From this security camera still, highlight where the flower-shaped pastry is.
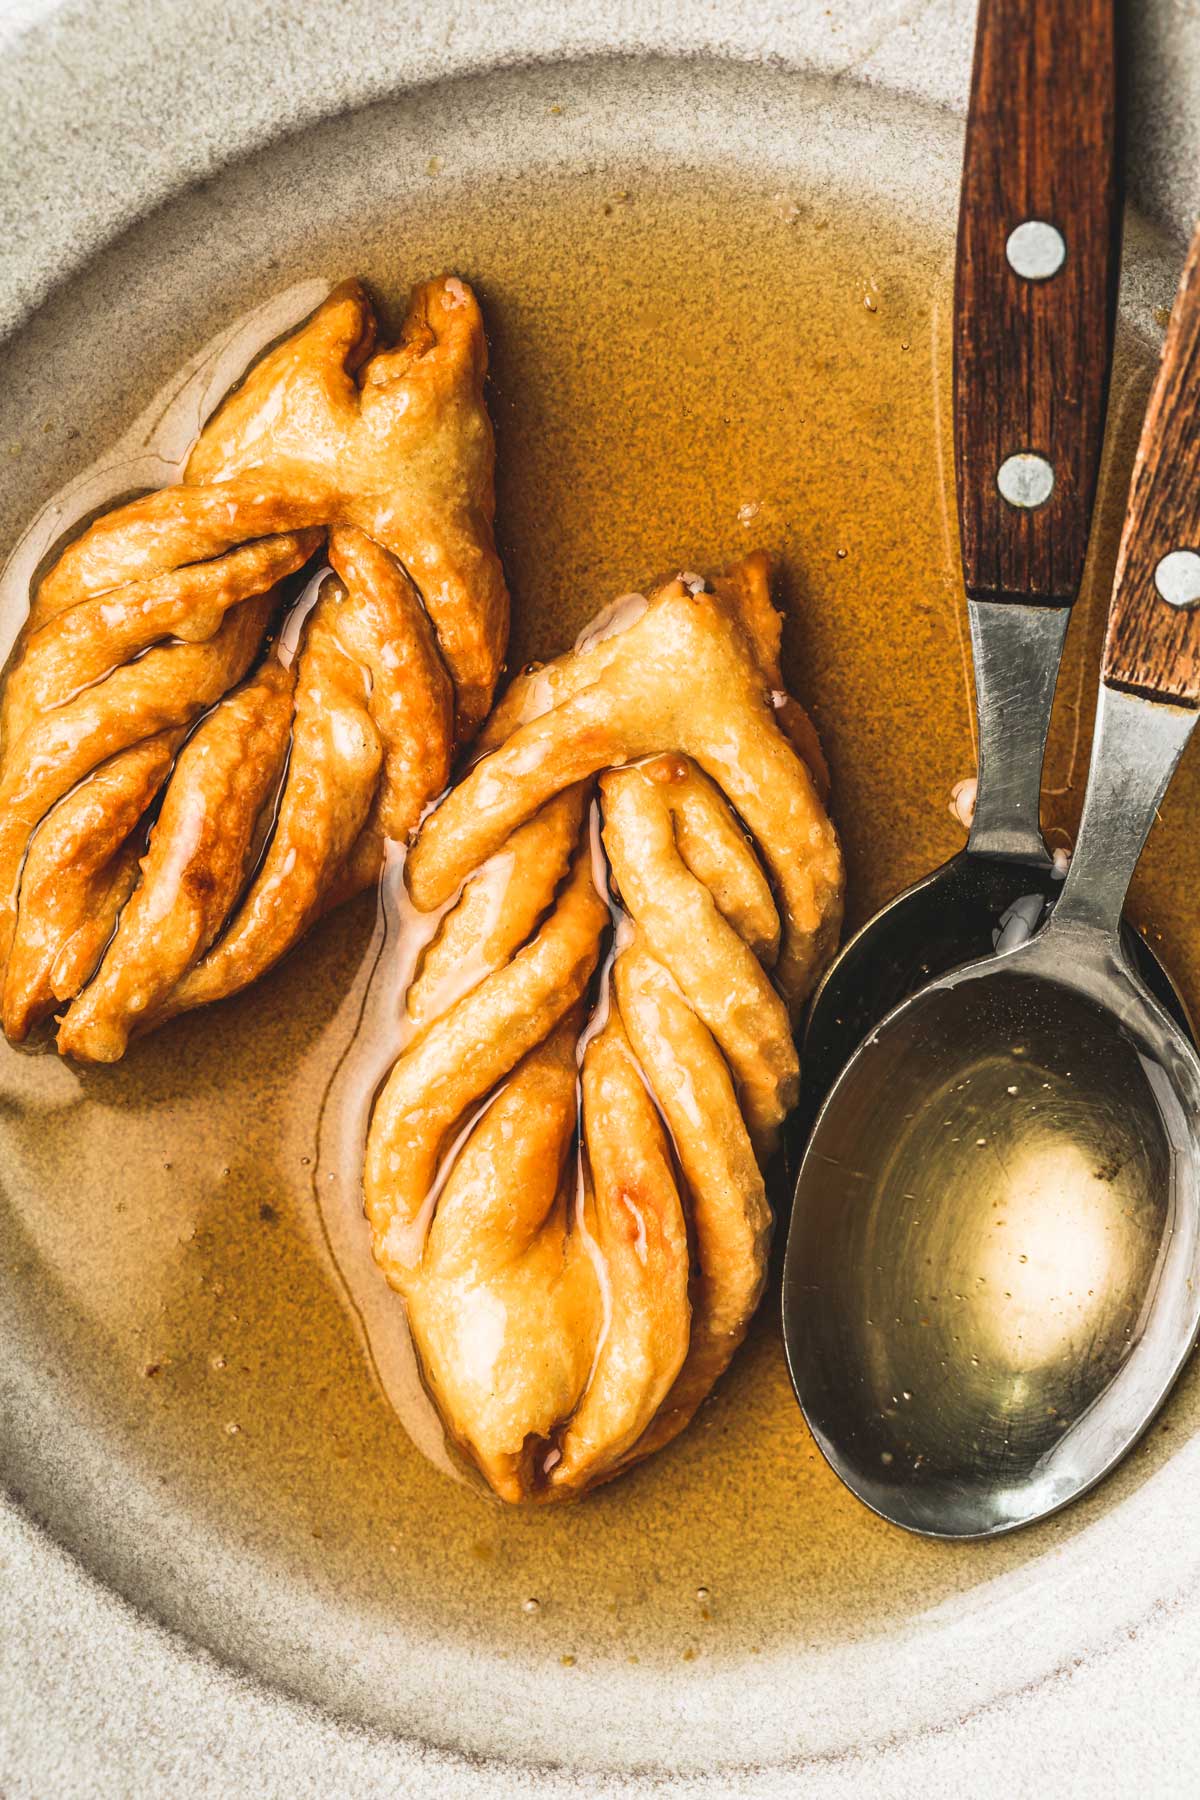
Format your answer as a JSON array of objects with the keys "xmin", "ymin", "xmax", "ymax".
[
  {"xmin": 0, "ymin": 276, "xmax": 508, "ymax": 1058},
  {"xmin": 364, "ymin": 554, "xmax": 844, "ymax": 1501}
]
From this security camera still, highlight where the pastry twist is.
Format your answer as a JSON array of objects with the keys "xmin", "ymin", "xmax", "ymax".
[
  {"xmin": 0, "ymin": 276, "xmax": 508, "ymax": 1058},
  {"xmin": 364, "ymin": 555, "xmax": 844, "ymax": 1501}
]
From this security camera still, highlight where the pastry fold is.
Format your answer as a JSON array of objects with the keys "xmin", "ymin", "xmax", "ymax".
[
  {"xmin": 0, "ymin": 276, "xmax": 505, "ymax": 1056},
  {"xmin": 364, "ymin": 555, "xmax": 844, "ymax": 1502}
]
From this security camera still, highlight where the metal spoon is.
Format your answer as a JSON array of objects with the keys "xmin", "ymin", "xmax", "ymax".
[
  {"xmin": 782, "ymin": 224, "xmax": 1200, "ymax": 1539},
  {"xmin": 800, "ymin": 0, "xmax": 1189, "ymax": 1129}
]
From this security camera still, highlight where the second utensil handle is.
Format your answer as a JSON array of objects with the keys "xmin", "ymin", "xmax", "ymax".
[
  {"xmin": 954, "ymin": 0, "xmax": 1119, "ymax": 606},
  {"xmin": 1104, "ymin": 227, "xmax": 1200, "ymax": 705},
  {"xmin": 1050, "ymin": 224, "xmax": 1200, "ymax": 944}
]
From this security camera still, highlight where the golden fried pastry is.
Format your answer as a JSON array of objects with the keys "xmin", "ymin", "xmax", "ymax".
[
  {"xmin": 0, "ymin": 590, "xmax": 277, "ymax": 985},
  {"xmin": 411, "ymin": 559, "xmax": 841, "ymax": 1014},
  {"xmin": 56, "ymin": 662, "xmax": 299, "ymax": 1063},
  {"xmin": 0, "ymin": 275, "xmax": 505, "ymax": 1057},
  {"xmin": 364, "ymin": 557, "xmax": 844, "ymax": 1502},
  {"xmin": 186, "ymin": 277, "xmax": 506, "ymax": 742},
  {"xmin": 3, "ymin": 730, "xmax": 185, "ymax": 1039}
]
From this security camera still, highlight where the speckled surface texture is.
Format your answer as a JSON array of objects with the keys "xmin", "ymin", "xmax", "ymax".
[
  {"xmin": 1, "ymin": 0, "xmax": 1198, "ymax": 345},
  {"xmin": 3, "ymin": 3, "xmax": 1200, "ymax": 1796}
]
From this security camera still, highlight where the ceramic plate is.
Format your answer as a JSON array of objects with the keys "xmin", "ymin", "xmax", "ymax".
[{"xmin": 2, "ymin": 5, "xmax": 1200, "ymax": 1795}]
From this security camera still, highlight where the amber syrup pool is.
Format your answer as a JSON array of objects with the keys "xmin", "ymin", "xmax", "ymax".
[{"xmin": 1, "ymin": 144, "xmax": 1196, "ymax": 1730}]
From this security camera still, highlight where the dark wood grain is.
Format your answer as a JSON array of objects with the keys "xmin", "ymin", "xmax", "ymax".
[
  {"xmin": 1104, "ymin": 226, "xmax": 1200, "ymax": 706},
  {"xmin": 954, "ymin": 0, "xmax": 1119, "ymax": 605}
]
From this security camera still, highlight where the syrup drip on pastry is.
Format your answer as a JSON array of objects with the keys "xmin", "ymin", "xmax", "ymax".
[
  {"xmin": 571, "ymin": 799, "xmax": 624, "ymax": 1387},
  {"xmin": 276, "ymin": 565, "xmax": 332, "ymax": 669},
  {"xmin": 573, "ymin": 592, "xmax": 649, "ymax": 655}
]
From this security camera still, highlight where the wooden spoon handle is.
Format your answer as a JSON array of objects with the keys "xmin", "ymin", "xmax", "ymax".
[
  {"xmin": 954, "ymin": 0, "xmax": 1119, "ymax": 605},
  {"xmin": 1103, "ymin": 226, "xmax": 1200, "ymax": 705}
]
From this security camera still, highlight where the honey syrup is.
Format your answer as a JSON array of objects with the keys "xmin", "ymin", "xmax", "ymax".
[{"xmin": 1, "ymin": 144, "xmax": 1196, "ymax": 1744}]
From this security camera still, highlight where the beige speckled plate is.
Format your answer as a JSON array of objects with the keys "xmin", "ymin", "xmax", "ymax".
[{"xmin": 3, "ymin": 5, "xmax": 1200, "ymax": 1796}]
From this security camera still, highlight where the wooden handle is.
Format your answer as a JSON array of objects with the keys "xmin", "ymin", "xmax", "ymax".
[
  {"xmin": 954, "ymin": 0, "xmax": 1119, "ymax": 605},
  {"xmin": 1103, "ymin": 227, "xmax": 1200, "ymax": 706}
]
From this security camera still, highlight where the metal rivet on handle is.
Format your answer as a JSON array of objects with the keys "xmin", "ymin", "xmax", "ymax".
[
  {"xmin": 1006, "ymin": 220, "xmax": 1067, "ymax": 281},
  {"xmin": 1154, "ymin": 549, "xmax": 1200, "ymax": 610},
  {"xmin": 997, "ymin": 453, "xmax": 1055, "ymax": 510}
]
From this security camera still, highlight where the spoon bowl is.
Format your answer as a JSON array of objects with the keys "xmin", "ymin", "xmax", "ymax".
[{"xmin": 785, "ymin": 884, "xmax": 1200, "ymax": 1538}]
